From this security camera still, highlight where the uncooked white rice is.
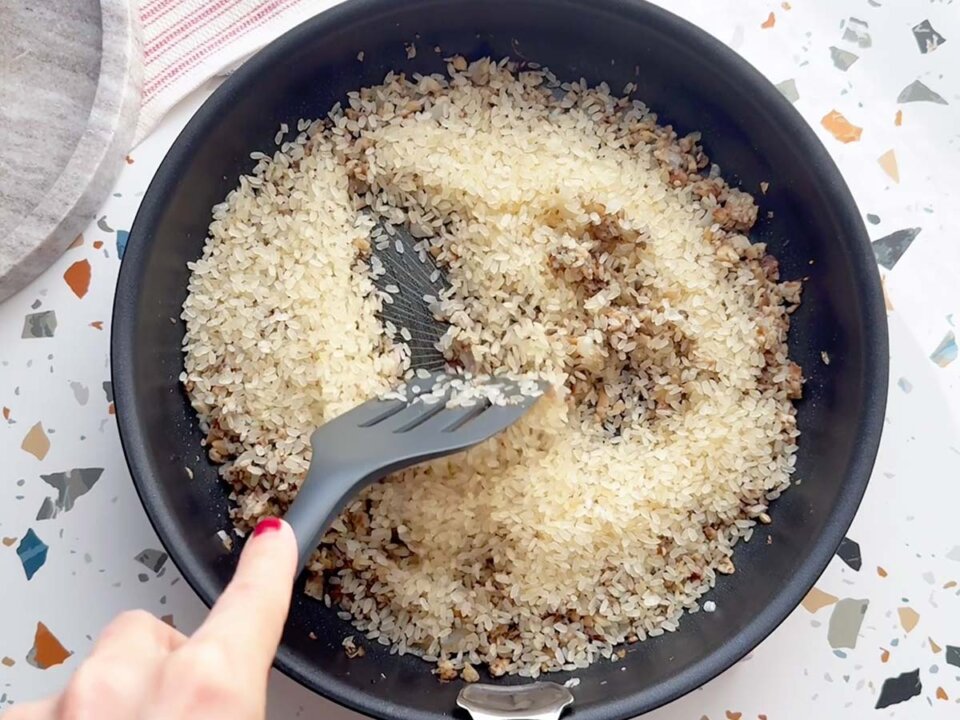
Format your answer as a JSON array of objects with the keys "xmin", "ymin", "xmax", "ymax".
[{"xmin": 181, "ymin": 57, "xmax": 802, "ymax": 680}]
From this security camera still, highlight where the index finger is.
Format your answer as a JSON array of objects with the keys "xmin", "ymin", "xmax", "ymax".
[{"xmin": 191, "ymin": 518, "xmax": 298, "ymax": 677}]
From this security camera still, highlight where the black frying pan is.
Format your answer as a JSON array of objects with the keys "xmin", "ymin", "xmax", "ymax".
[{"xmin": 111, "ymin": 1, "xmax": 888, "ymax": 718}]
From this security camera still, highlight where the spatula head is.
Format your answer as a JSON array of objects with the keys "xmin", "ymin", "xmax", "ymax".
[
  {"xmin": 368, "ymin": 218, "xmax": 449, "ymax": 371},
  {"xmin": 288, "ymin": 219, "xmax": 550, "ymax": 567},
  {"xmin": 362, "ymin": 222, "xmax": 550, "ymax": 467},
  {"xmin": 311, "ymin": 372, "xmax": 549, "ymax": 477}
]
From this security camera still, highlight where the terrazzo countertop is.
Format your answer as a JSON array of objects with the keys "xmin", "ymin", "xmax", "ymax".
[{"xmin": 2, "ymin": 1, "xmax": 959, "ymax": 717}]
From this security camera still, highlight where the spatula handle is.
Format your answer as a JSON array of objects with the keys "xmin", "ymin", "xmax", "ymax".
[{"xmin": 283, "ymin": 456, "xmax": 361, "ymax": 571}]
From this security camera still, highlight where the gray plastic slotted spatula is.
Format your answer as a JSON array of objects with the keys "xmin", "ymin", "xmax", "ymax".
[
  {"xmin": 283, "ymin": 219, "xmax": 547, "ymax": 569},
  {"xmin": 284, "ymin": 373, "xmax": 548, "ymax": 569}
]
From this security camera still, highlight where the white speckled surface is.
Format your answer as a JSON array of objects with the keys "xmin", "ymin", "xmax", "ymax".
[
  {"xmin": 1, "ymin": 1, "xmax": 958, "ymax": 717},
  {"xmin": 0, "ymin": 0, "xmax": 141, "ymax": 302}
]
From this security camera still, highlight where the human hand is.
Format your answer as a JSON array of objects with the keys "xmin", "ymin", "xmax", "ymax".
[{"xmin": 6, "ymin": 518, "xmax": 297, "ymax": 720}]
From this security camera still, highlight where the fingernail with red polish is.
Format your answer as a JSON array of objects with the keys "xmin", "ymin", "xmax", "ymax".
[{"xmin": 253, "ymin": 517, "xmax": 283, "ymax": 537}]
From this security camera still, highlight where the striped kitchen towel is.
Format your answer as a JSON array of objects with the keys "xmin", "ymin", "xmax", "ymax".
[{"xmin": 135, "ymin": 0, "xmax": 343, "ymax": 145}]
